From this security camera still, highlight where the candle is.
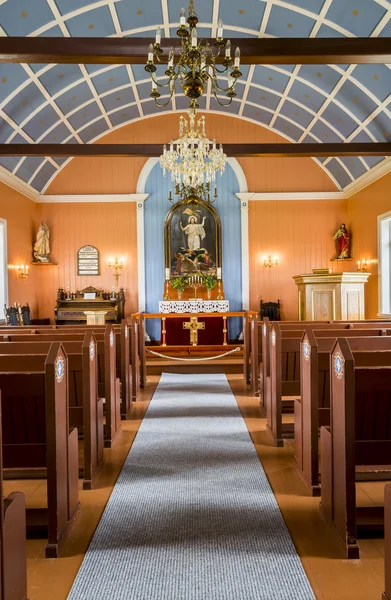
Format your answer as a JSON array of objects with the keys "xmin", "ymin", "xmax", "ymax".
[
  {"xmin": 234, "ymin": 47, "xmax": 240, "ymax": 68},
  {"xmin": 357, "ymin": 260, "xmax": 361, "ymax": 270},
  {"xmin": 191, "ymin": 27, "xmax": 197, "ymax": 47},
  {"xmin": 155, "ymin": 25, "xmax": 161, "ymax": 45},
  {"xmin": 180, "ymin": 7, "xmax": 186, "ymax": 26},
  {"xmin": 168, "ymin": 48, "xmax": 174, "ymax": 68},
  {"xmin": 148, "ymin": 43, "xmax": 154, "ymax": 62},
  {"xmin": 217, "ymin": 18, "xmax": 223, "ymax": 39},
  {"xmin": 225, "ymin": 40, "xmax": 231, "ymax": 58},
  {"xmin": 217, "ymin": 267, "xmax": 222, "ymax": 280},
  {"xmin": 165, "ymin": 268, "xmax": 170, "ymax": 280}
]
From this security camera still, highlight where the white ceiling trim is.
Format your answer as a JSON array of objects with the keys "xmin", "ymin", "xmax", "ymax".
[
  {"xmin": 236, "ymin": 192, "xmax": 344, "ymax": 201},
  {"xmin": 38, "ymin": 193, "xmax": 149, "ymax": 204}
]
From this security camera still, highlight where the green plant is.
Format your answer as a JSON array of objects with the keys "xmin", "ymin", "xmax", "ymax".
[
  {"xmin": 170, "ymin": 275, "xmax": 188, "ymax": 292},
  {"xmin": 202, "ymin": 274, "xmax": 217, "ymax": 290}
]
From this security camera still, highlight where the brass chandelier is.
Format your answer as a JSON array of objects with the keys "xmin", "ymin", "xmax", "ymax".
[{"xmin": 145, "ymin": 1, "xmax": 242, "ymax": 110}]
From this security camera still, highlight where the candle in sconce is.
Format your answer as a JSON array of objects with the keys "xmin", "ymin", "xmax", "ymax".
[
  {"xmin": 165, "ymin": 268, "xmax": 170, "ymax": 281},
  {"xmin": 357, "ymin": 260, "xmax": 361, "ymax": 270},
  {"xmin": 217, "ymin": 268, "xmax": 222, "ymax": 280}
]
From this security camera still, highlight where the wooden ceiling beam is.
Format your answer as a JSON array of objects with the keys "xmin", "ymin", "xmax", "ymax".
[
  {"xmin": 0, "ymin": 37, "xmax": 391, "ymax": 64},
  {"xmin": 1, "ymin": 143, "xmax": 391, "ymax": 158}
]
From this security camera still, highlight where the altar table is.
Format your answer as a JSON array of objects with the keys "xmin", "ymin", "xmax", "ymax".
[{"xmin": 159, "ymin": 300, "xmax": 230, "ymax": 314}]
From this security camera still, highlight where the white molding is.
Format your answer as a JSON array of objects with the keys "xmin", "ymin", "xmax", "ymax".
[
  {"xmin": 377, "ymin": 209, "xmax": 391, "ymax": 317},
  {"xmin": 38, "ymin": 193, "xmax": 148, "ymax": 204},
  {"xmin": 136, "ymin": 158, "xmax": 159, "ymax": 193},
  {"xmin": 236, "ymin": 191, "xmax": 344, "ymax": 201},
  {"xmin": 226, "ymin": 158, "xmax": 248, "ymax": 193},
  {"xmin": 0, "ymin": 167, "xmax": 39, "ymax": 202},
  {"xmin": 136, "ymin": 197, "xmax": 148, "ymax": 312},
  {"xmin": 343, "ymin": 158, "xmax": 391, "ymax": 198},
  {"xmin": 0, "ymin": 218, "xmax": 8, "ymax": 311}
]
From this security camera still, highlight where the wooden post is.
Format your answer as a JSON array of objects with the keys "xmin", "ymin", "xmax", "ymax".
[
  {"xmin": 243, "ymin": 312, "xmax": 250, "ymax": 384},
  {"xmin": 162, "ymin": 317, "xmax": 167, "ymax": 347}
]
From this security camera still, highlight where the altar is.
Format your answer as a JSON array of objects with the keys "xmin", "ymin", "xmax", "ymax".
[{"xmin": 158, "ymin": 300, "xmax": 230, "ymax": 346}]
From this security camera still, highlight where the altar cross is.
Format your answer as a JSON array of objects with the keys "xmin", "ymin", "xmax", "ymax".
[{"xmin": 183, "ymin": 316, "xmax": 205, "ymax": 346}]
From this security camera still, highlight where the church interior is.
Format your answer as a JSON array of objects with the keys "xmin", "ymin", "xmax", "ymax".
[{"xmin": 1, "ymin": 1, "xmax": 391, "ymax": 599}]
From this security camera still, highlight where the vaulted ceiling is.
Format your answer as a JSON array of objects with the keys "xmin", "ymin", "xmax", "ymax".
[{"xmin": 0, "ymin": 0, "xmax": 391, "ymax": 195}]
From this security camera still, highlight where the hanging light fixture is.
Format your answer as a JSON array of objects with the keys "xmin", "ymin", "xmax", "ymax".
[
  {"xmin": 145, "ymin": 1, "xmax": 242, "ymax": 110},
  {"xmin": 160, "ymin": 111, "xmax": 227, "ymax": 188}
]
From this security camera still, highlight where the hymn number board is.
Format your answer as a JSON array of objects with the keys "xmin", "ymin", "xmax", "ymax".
[{"xmin": 77, "ymin": 245, "xmax": 100, "ymax": 276}]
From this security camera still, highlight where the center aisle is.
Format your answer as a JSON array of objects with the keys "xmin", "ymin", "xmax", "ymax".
[{"xmin": 67, "ymin": 373, "xmax": 315, "ymax": 600}]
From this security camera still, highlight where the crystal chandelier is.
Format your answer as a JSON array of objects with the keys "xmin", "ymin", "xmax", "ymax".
[
  {"xmin": 160, "ymin": 111, "xmax": 227, "ymax": 188},
  {"xmin": 145, "ymin": 1, "xmax": 242, "ymax": 110}
]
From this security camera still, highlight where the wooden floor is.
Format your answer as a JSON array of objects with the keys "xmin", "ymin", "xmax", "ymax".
[{"xmin": 4, "ymin": 374, "xmax": 385, "ymax": 600}]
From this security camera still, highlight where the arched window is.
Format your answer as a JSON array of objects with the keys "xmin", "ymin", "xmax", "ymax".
[
  {"xmin": 0, "ymin": 219, "xmax": 7, "ymax": 323},
  {"xmin": 378, "ymin": 210, "xmax": 391, "ymax": 317}
]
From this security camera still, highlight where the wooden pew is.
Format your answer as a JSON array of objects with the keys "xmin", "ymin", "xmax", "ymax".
[
  {"xmin": 268, "ymin": 324, "xmax": 390, "ymax": 447},
  {"xmin": 296, "ymin": 331, "xmax": 391, "ymax": 495},
  {"xmin": 0, "ymin": 332, "xmax": 104, "ymax": 490},
  {"xmin": 0, "ymin": 395, "xmax": 27, "ymax": 600},
  {"xmin": 0, "ymin": 343, "xmax": 79, "ymax": 557},
  {"xmin": 385, "ymin": 484, "xmax": 391, "ymax": 600},
  {"xmin": 320, "ymin": 338, "xmax": 391, "ymax": 558}
]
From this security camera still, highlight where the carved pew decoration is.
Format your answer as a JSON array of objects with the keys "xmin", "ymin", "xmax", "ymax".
[
  {"xmin": 385, "ymin": 484, "xmax": 391, "ymax": 600},
  {"xmin": 320, "ymin": 339, "xmax": 391, "ymax": 558},
  {"xmin": 0, "ymin": 343, "xmax": 80, "ymax": 558},
  {"xmin": 0, "ymin": 394, "xmax": 27, "ymax": 600}
]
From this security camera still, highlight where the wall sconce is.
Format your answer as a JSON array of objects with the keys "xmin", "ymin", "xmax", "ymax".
[
  {"xmin": 357, "ymin": 259, "xmax": 371, "ymax": 272},
  {"xmin": 263, "ymin": 255, "xmax": 279, "ymax": 268},
  {"xmin": 15, "ymin": 264, "xmax": 29, "ymax": 278},
  {"xmin": 108, "ymin": 257, "xmax": 124, "ymax": 285}
]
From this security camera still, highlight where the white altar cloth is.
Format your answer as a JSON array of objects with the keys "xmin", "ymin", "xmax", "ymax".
[{"xmin": 159, "ymin": 300, "xmax": 230, "ymax": 314}]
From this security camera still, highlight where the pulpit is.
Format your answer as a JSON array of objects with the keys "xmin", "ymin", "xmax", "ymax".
[{"xmin": 293, "ymin": 271, "xmax": 370, "ymax": 321}]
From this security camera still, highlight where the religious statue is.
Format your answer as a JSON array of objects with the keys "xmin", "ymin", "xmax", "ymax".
[
  {"xmin": 33, "ymin": 221, "xmax": 50, "ymax": 263},
  {"xmin": 180, "ymin": 214, "xmax": 206, "ymax": 251},
  {"xmin": 333, "ymin": 223, "xmax": 350, "ymax": 259}
]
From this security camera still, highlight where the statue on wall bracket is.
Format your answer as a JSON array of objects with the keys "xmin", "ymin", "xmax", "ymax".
[
  {"xmin": 164, "ymin": 194, "xmax": 222, "ymax": 278},
  {"xmin": 33, "ymin": 221, "xmax": 51, "ymax": 263},
  {"xmin": 333, "ymin": 223, "xmax": 351, "ymax": 260}
]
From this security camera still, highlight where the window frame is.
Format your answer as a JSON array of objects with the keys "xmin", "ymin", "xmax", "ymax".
[
  {"xmin": 378, "ymin": 209, "xmax": 391, "ymax": 318},
  {"xmin": 0, "ymin": 218, "xmax": 8, "ymax": 324}
]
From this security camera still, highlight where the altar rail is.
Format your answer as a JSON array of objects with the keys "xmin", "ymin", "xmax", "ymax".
[{"xmin": 132, "ymin": 312, "xmax": 257, "ymax": 385}]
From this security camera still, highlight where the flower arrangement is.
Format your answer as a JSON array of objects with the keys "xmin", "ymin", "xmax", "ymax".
[
  {"xmin": 202, "ymin": 274, "xmax": 217, "ymax": 290},
  {"xmin": 170, "ymin": 275, "xmax": 188, "ymax": 292}
]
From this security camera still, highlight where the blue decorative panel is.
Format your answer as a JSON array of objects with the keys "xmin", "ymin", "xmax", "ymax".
[
  {"xmin": 219, "ymin": 1, "xmax": 266, "ymax": 32},
  {"xmin": 298, "ymin": 65, "xmax": 342, "ymax": 94},
  {"xmin": 273, "ymin": 116, "xmax": 304, "ymax": 142},
  {"xmin": 266, "ymin": 5, "xmax": 316, "ymax": 38},
  {"xmin": 279, "ymin": 99, "xmax": 314, "ymax": 129},
  {"xmin": 55, "ymin": 82, "xmax": 94, "ymax": 115},
  {"xmin": 101, "ymin": 87, "xmax": 136, "ymax": 113},
  {"xmin": 144, "ymin": 162, "xmax": 242, "ymax": 341},
  {"xmin": 92, "ymin": 66, "xmax": 130, "ymax": 96},
  {"xmin": 15, "ymin": 157, "xmax": 46, "ymax": 184},
  {"xmin": 109, "ymin": 104, "xmax": 140, "ymax": 128},
  {"xmin": 325, "ymin": 0, "xmax": 387, "ymax": 36},
  {"xmin": 242, "ymin": 104, "xmax": 273, "ymax": 126},
  {"xmin": 78, "ymin": 118, "xmax": 109, "ymax": 143},
  {"xmin": 338, "ymin": 157, "xmax": 367, "ymax": 180},
  {"xmin": 22, "ymin": 104, "xmax": 59, "ymax": 141},
  {"xmin": 117, "ymin": 0, "xmax": 163, "ymax": 31},
  {"xmin": 246, "ymin": 87, "xmax": 281, "ymax": 112},
  {"xmin": 39, "ymin": 64, "xmax": 83, "ymax": 96},
  {"xmin": 66, "ymin": 6, "xmax": 116, "ymax": 37},
  {"xmin": 29, "ymin": 161, "xmax": 57, "ymax": 192},
  {"xmin": 326, "ymin": 159, "xmax": 352, "ymax": 189},
  {"xmin": 68, "ymin": 102, "xmax": 102, "ymax": 130},
  {"xmin": 0, "ymin": 0, "xmax": 54, "ymax": 36},
  {"xmin": 252, "ymin": 66, "xmax": 290, "ymax": 94},
  {"xmin": 39, "ymin": 122, "xmax": 73, "ymax": 144},
  {"xmin": 310, "ymin": 120, "xmax": 343, "ymax": 143}
]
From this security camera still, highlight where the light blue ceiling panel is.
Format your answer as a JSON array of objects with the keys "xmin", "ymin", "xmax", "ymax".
[
  {"xmin": 52, "ymin": 157, "xmax": 69, "ymax": 166},
  {"xmin": 92, "ymin": 66, "xmax": 130, "ymax": 95},
  {"xmin": 143, "ymin": 99, "xmax": 173, "ymax": 116},
  {"xmin": 39, "ymin": 64, "xmax": 83, "ymax": 96},
  {"xmin": 220, "ymin": 29, "xmax": 257, "ymax": 38},
  {"xmin": 321, "ymin": 103, "xmax": 360, "ymax": 139},
  {"xmin": 279, "ymin": 99, "xmax": 313, "ymax": 128},
  {"xmin": 0, "ymin": 65, "xmax": 29, "ymax": 104},
  {"xmin": 84, "ymin": 64, "xmax": 111, "ymax": 75},
  {"xmin": 55, "ymin": 0, "xmax": 99, "ymax": 16},
  {"xmin": 55, "ymin": 81, "xmax": 94, "ymax": 115},
  {"xmin": 266, "ymin": 5, "xmax": 316, "ymax": 38},
  {"xmin": 350, "ymin": 130, "xmax": 374, "ymax": 143},
  {"xmin": 273, "ymin": 116, "xmax": 303, "ymax": 142},
  {"xmin": 219, "ymin": 1, "xmax": 266, "ymax": 32},
  {"xmin": 0, "ymin": 0, "xmax": 54, "ymax": 36},
  {"xmin": 15, "ymin": 157, "xmax": 46, "ymax": 184},
  {"xmin": 210, "ymin": 97, "xmax": 240, "ymax": 115},
  {"xmin": 101, "ymin": 87, "xmax": 136, "ymax": 113},
  {"xmin": 67, "ymin": 101, "xmax": 103, "ymax": 130},
  {"xmin": 66, "ymin": 6, "xmax": 116, "ymax": 37},
  {"xmin": 353, "ymin": 64, "xmax": 391, "ymax": 103},
  {"xmin": 30, "ymin": 162, "xmax": 57, "ymax": 192},
  {"xmin": 22, "ymin": 104, "xmax": 60, "ymax": 142},
  {"xmin": 316, "ymin": 23, "xmax": 346, "ymax": 37},
  {"xmin": 125, "ymin": 28, "xmax": 155, "ymax": 37},
  {"xmin": 378, "ymin": 18, "xmax": 391, "ymax": 36},
  {"xmin": 0, "ymin": 157, "xmax": 21, "ymax": 173},
  {"xmin": 289, "ymin": 80, "xmax": 326, "ymax": 113},
  {"xmin": 281, "ymin": 0, "xmax": 326, "ymax": 14},
  {"xmin": 360, "ymin": 155, "xmax": 385, "ymax": 168},
  {"xmin": 339, "ymin": 157, "xmax": 367, "ymax": 179},
  {"xmin": 19, "ymin": 82, "xmax": 48, "ymax": 111},
  {"xmin": 77, "ymin": 117, "xmax": 109, "ymax": 144},
  {"xmin": 130, "ymin": 64, "xmax": 149, "ymax": 83},
  {"xmin": 217, "ymin": 79, "xmax": 245, "ymax": 100},
  {"xmin": 0, "ymin": 117, "xmax": 15, "ymax": 143},
  {"xmin": 325, "ymin": 0, "xmax": 387, "ymax": 36},
  {"xmin": 246, "ymin": 86, "xmax": 281, "ymax": 111},
  {"xmin": 39, "ymin": 122, "xmax": 74, "ymax": 144},
  {"xmin": 335, "ymin": 80, "xmax": 378, "ymax": 122},
  {"xmin": 310, "ymin": 120, "xmax": 343, "ymax": 143},
  {"xmin": 278, "ymin": 65, "xmax": 296, "ymax": 73},
  {"xmin": 298, "ymin": 65, "xmax": 342, "ymax": 94},
  {"xmin": 116, "ymin": 0, "xmax": 163, "ymax": 31},
  {"xmin": 326, "ymin": 158, "xmax": 352, "ymax": 189},
  {"xmin": 175, "ymin": 95, "xmax": 206, "ymax": 111},
  {"xmin": 38, "ymin": 25, "xmax": 64, "ymax": 37},
  {"xmin": 366, "ymin": 112, "xmax": 391, "ymax": 142},
  {"xmin": 136, "ymin": 81, "xmax": 156, "ymax": 103},
  {"xmin": 3, "ymin": 93, "xmax": 41, "ymax": 127},
  {"xmin": 168, "ymin": 0, "xmax": 213, "ymax": 24},
  {"xmin": 109, "ymin": 104, "xmax": 140, "ymax": 128},
  {"xmin": 252, "ymin": 66, "xmax": 290, "ymax": 94},
  {"xmin": 242, "ymin": 104, "xmax": 273, "ymax": 126}
]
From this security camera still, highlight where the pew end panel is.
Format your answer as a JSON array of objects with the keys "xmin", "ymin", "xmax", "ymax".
[
  {"xmin": 103, "ymin": 325, "xmax": 121, "ymax": 447},
  {"xmin": 120, "ymin": 320, "xmax": 131, "ymax": 419},
  {"xmin": 384, "ymin": 484, "xmax": 391, "ymax": 600},
  {"xmin": 3, "ymin": 492, "xmax": 27, "ymax": 600}
]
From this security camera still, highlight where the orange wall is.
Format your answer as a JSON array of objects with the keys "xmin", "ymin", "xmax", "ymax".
[
  {"xmin": 46, "ymin": 113, "xmax": 337, "ymax": 195},
  {"xmin": 347, "ymin": 171, "xmax": 391, "ymax": 318},
  {"xmin": 0, "ymin": 184, "xmax": 39, "ymax": 316},
  {"xmin": 36, "ymin": 202, "xmax": 138, "ymax": 321},
  {"xmin": 249, "ymin": 199, "xmax": 348, "ymax": 319}
]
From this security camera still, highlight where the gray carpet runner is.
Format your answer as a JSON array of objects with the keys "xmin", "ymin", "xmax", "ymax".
[{"xmin": 67, "ymin": 373, "xmax": 315, "ymax": 600}]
